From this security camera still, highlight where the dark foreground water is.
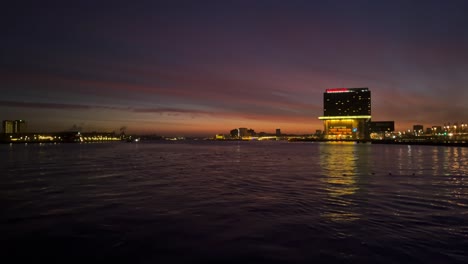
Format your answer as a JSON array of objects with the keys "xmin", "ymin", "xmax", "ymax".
[{"xmin": 1, "ymin": 141, "xmax": 467, "ymax": 263}]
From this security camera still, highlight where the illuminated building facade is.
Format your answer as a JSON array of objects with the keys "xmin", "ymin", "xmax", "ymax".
[
  {"xmin": 2, "ymin": 120, "xmax": 27, "ymax": 134},
  {"xmin": 15, "ymin": 120, "xmax": 27, "ymax": 133},
  {"xmin": 319, "ymin": 88, "xmax": 371, "ymax": 140},
  {"xmin": 2, "ymin": 120, "xmax": 14, "ymax": 133}
]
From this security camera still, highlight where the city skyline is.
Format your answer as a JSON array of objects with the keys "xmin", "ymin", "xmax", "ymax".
[{"xmin": 1, "ymin": 1, "xmax": 468, "ymax": 136}]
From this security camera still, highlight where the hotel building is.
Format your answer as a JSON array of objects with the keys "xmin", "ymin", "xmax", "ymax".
[{"xmin": 319, "ymin": 88, "xmax": 371, "ymax": 140}]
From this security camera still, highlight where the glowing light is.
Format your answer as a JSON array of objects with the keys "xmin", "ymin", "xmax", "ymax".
[
  {"xmin": 326, "ymin": 88, "xmax": 350, "ymax": 93},
  {"xmin": 318, "ymin": 115, "xmax": 371, "ymax": 120}
]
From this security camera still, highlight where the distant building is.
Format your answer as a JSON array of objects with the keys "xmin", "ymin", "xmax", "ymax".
[
  {"xmin": 15, "ymin": 120, "xmax": 27, "ymax": 133},
  {"xmin": 276, "ymin": 128, "xmax": 281, "ymax": 136},
  {"xmin": 319, "ymin": 88, "xmax": 371, "ymax": 140},
  {"xmin": 2, "ymin": 120, "xmax": 26, "ymax": 134},
  {"xmin": 369, "ymin": 121, "xmax": 394, "ymax": 139},
  {"xmin": 238, "ymin": 128, "xmax": 249, "ymax": 137},
  {"xmin": 369, "ymin": 121, "xmax": 395, "ymax": 133},
  {"xmin": 432, "ymin": 126, "xmax": 442, "ymax": 134},
  {"xmin": 413, "ymin": 124, "xmax": 423, "ymax": 136},
  {"xmin": 230, "ymin": 127, "xmax": 255, "ymax": 138},
  {"xmin": 230, "ymin": 129, "xmax": 238, "ymax": 138},
  {"xmin": 2, "ymin": 120, "xmax": 14, "ymax": 134}
]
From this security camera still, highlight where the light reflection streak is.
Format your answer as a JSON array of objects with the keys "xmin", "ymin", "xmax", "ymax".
[{"xmin": 319, "ymin": 142, "xmax": 361, "ymax": 222}]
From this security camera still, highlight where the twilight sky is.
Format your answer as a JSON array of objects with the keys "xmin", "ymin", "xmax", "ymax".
[{"xmin": 1, "ymin": 0, "xmax": 467, "ymax": 136}]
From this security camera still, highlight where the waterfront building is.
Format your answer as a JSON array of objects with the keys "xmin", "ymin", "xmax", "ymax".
[
  {"xmin": 369, "ymin": 121, "xmax": 394, "ymax": 133},
  {"xmin": 2, "ymin": 120, "xmax": 26, "ymax": 134},
  {"xmin": 319, "ymin": 88, "xmax": 371, "ymax": 140},
  {"xmin": 413, "ymin": 124, "xmax": 423, "ymax": 136},
  {"xmin": 2, "ymin": 120, "xmax": 14, "ymax": 133},
  {"xmin": 369, "ymin": 121, "xmax": 395, "ymax": 139},
  {"xmin": 238, "ymin": 128, "xmax": 248, "ymax": 137},
  {"xmin": 230, "ymin": 127, "xmax": 255, "ymax": 138},
  {"xmin": 15, "ymin": 120, "xmax": 27, "ymax": 133},
  {"xmin": 432, "ymin": 126, "xmax": 442, "ymax": 135}
]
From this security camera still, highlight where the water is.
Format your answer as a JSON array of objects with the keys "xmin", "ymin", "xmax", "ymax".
[{"xmin": 1, "ymin": 141, "xmax": 467, "ymax": 263}]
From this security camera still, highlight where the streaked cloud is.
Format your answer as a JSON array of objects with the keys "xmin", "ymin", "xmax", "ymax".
[{"xmin": 1, "ymin": 1, "xmax": 467, "ymax": 135}]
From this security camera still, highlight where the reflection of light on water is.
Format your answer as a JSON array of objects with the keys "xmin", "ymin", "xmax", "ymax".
[
  {"xmin": 319, "ymin": 143, "xmax": 361, "ymax": 222},
  {"xmin": 325, "ymin": 177, "xmax": 359, "ymax": 196},
  {"xmin": 442, "ymin": 175, "xmax": 468, "ymax": 209},
  {"xmin": 447, "ymin": 147, "xmax": 464, "ymax": 172},
  {"xmin": 319, "ymin": 143, "xmax": 358, "ymax": 196},
  {"xmin": 321, "ymin": 211, "xmax": 360, "ymax": 222},
  {"xmin": 235, "ymin": 143, "xmax": 241, "ymax": 163},
  {"xmin": 431, "ymin": 147, "xmax": 468, "ymax": 176}
]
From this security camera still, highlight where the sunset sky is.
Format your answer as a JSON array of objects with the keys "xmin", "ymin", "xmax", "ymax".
[{"xmin": 1, "ymin": 0, "xmax": 467, "ymax": 136}]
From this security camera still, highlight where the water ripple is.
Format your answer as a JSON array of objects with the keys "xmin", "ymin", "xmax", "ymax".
[{"xmin": 1, "ymin": 142, "xmax": 467, "ymax": 263}]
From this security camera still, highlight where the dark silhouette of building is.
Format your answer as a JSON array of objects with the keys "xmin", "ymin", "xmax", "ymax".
[
  {"xmin": 276, "ymin": 128, "xmax": 281, "ymax": 136},
  {"xmin": 229, "ymin": 127, "xmax": 255, "ymax": 138},
  {"xmin": 413, "ymin": 124, "xmax": 423, "ymax": 136},
  {"xmin": 432, "ymin": 126, "xmax": 442, "ymax": 135},
  {"xmin": 369, "ymin": 121, "xmax": 395, "ymax": 139},
  {"xmin": 319, "ymin": 88, "xmax": 371, "ymax": 140},
  {"xmin": 370, "ymin": 121, "xmax": 395, "ymax": 133}
]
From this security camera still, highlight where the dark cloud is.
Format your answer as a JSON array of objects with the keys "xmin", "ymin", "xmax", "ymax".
[{"xmin": 0, "ymin": 100, "xmax": 91, "ymax": 110}]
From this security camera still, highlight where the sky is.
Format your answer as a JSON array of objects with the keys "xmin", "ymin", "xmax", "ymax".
[{"xmin": 1, "ymin": 0, "xmax": 467, "ymax": 136}]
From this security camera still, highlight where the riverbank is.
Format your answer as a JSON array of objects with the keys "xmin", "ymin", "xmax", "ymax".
[{"xmin": 288, "ymin": 137, "xmax": 468, "ymax": 147}]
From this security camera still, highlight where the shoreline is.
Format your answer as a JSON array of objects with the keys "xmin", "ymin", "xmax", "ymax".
[{"xmin": 288, "ymin": 138, "xmax": 468, "ymax": 147}]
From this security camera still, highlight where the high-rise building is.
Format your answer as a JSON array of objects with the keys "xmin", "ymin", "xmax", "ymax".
[
  {"xmin": 15, "ymin": 120, "xmax": 27, "ymax": 133},
  {"xmin": 319, "ymin": 88, "xmax": 371, "ymax": 140},
  {"xmin": 2, "ymin": 120, "xmax": 27, "ymax": 134},
  {"xmin": 2, "ymin": 120, "xmax": 14, "ymax": 134}
]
